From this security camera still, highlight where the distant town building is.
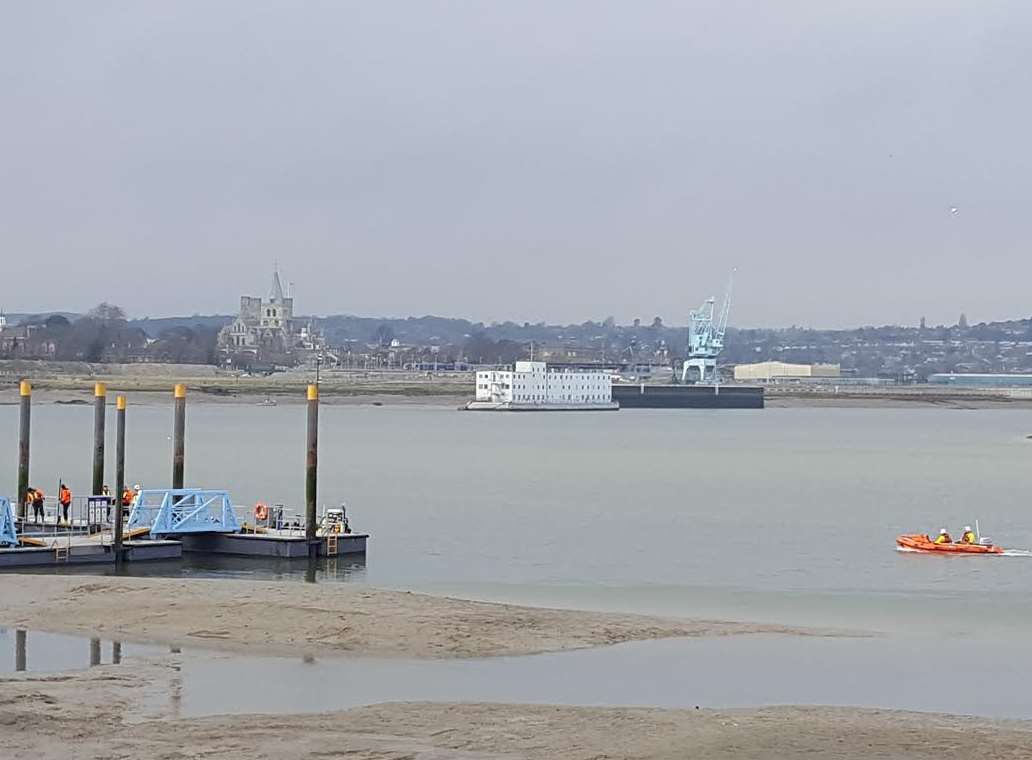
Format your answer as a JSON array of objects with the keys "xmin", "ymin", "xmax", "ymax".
[
  {"xmin": 0, "ymin": 312, "xmax": 35, "ymax": 357},
  {"xmin": 733, "ymin": 361, "xmax": 841, "ymax": 382},
  {"xmin": 535, "ymin": 344, "xmax": 608, "ymax": 364},
  {"xmin": 472, "ymin": 361, "xmax": 615, "ymax": 409},
  {"xmin": 928, "ymin": 373, "xmax": 1032, "ymax": 388},
  {"xmin": 218, "ymin": 270, "xmax": 324, "ymax": 357}
]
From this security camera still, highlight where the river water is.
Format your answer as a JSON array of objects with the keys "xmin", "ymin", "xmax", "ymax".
[
  {"xmin": 5, "ymin": 627, "xmax": 1032, "ymax": 719},
  {"xmin": 3, "ymin": 402, "xmax": 1032, "ymax": 714}
]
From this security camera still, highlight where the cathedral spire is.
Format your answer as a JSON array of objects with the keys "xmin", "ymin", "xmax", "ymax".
[{"xmin": 270, "ymin": 266, "xmax": 285, "ymax": 302}]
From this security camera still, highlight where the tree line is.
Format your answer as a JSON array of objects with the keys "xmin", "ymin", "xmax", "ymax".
[{"xmin": 2, "ymin": 303, "xmax": 219, "ymax": 364}]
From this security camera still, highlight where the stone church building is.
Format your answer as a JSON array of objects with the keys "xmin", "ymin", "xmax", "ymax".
[{"xmin": 218, "ymin": 270, "xmax": 323, "ymax": 356}]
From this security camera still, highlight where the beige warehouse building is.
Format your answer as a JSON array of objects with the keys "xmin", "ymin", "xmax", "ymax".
[{"xmin": 734, "ymin": 361, "xmax": 841, "ymax": 382}]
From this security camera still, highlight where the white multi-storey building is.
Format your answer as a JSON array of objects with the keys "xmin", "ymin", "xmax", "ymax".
[{"xmin": 471, "ymin": 361, "xmax": 616, "ymax": 410}]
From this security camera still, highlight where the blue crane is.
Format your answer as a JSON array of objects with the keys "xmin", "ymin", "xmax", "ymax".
[{"xmin": 681, "ymin": 271, "xmax": 734, "ymax": 384}]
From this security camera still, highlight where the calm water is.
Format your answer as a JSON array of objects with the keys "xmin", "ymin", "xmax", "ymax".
[
  {"xmin": 5, "ymin": 628, "xmax": 1032, "ymax": 719},
  {"xmin": 4, "ymin": 402, "xmax": 1032, "ymax": 637}
]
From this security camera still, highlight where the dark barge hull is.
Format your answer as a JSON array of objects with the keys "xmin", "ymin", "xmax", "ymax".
[{"xmin": 612, "ymin": 384, "xmax": 764, "ymax": 409}]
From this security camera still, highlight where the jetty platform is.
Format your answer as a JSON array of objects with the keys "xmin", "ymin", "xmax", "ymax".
[
  {"xmin": 3, "ymin": 380, "xmax": 367, "ymax": 571},
  {"xmin": 0, "ymin": 530, "xmax": 368, "ymax": 568},
  {"xmin": 179, "ymin": 530, "xmax": 368, "ymax": 558},
  {"xmin": 0, "ymin": 536, "xmax": 182, "ymax": 567}
]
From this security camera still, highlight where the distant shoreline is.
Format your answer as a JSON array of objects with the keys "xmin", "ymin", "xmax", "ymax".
[
  {"xmin": 5, "ymin": 388, "xmax": 1032, "ymax": 410},
  {"xmin": 4, "ymin": 361, "xmax": 1032, "ymax": 409}
]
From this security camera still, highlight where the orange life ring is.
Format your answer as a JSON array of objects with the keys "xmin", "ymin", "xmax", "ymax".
[{"xmin": 254, "ymin": 502, "xmax": 269, "ymax": 521}]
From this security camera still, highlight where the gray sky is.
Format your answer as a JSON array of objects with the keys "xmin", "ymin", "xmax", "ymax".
[{"xmin": 2, "ymin": 1, "xmax": 1030, "ymax": 328}]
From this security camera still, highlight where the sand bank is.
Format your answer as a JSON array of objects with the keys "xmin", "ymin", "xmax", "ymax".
[
  {"xmin": 2, "ymin": 663, "xmax": 1030, "ymax": 760},
  {"xmin": 0, "ymin": 575, "xmax": 829, "ymax": 659}
]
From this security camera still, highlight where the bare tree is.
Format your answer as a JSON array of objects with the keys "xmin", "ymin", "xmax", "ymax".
[{"xmin": 87, "ymin": 303, "xmax": 127, "ymax": 322}]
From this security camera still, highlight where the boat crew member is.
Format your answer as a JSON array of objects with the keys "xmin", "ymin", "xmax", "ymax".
[
  {"xmin": 933, "ymin": 528, "xmax": 952, "ymax": 545},
  {"xmin": 960, "ymin": 526, "xmax": 977, "ymax": 544},
  {"xmin": 32, "ymin": 488, "xmax": 46, "ymax": 524},
  {"xmin": 25, "ymin": 488, "xmax": 38, "ymax": 523},
  {"xmin": 58, "ymin": 483, "xmax": 72, "ymax": 524}
]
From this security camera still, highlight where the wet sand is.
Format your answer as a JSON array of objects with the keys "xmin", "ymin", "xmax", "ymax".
[
  {"xmin": 2, "ymin": 576, "xmax": 1030, "ymax": 758},
  {"xmin": 0, "ymin": 575, "xmax": 826, "ymax": 659},
  {"xmin": 3, "ymin": 663, "xmax": 1031, "ymax": 760}
]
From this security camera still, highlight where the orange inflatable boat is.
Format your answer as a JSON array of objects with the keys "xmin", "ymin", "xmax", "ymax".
[{"xmin": 896, "ymin": 533, "xmax": 1004, "ymax": 555}]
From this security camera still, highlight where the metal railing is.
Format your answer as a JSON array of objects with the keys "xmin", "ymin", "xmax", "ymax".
[
  {"xmin": 15, "ymin": 495, "xmax": 115, "ymax": 532},
  {"xmin": 8, "ymin": 494, "xmax": 351, "ymax": 547},
  {"xmin": 233, "ymin": 504, "xmax": 350, "ymax": 538},
  {"xmin": 127, "ymin": 489, "xmax": 239, "ymax": 536},
  {"xmin": 235, "ymin": 503, "xmax": 309, "ymax": 536}
]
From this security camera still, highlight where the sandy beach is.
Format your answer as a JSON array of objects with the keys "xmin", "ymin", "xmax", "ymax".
[
  {"xmin": 0, "ymin": 575, "xmax": 823, "ymax": 659},
  {"xmin": 3, "ymin": 661, "xmax": 1031, "ymax": 760},
  {"xmin": 1, "ymin": 576, "xmax": 1031, "ymax": 758}
]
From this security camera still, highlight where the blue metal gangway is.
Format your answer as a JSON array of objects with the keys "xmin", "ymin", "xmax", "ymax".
[
  {"xmin": 0, "ymin": 497, "xmax": 16, "ymax": 547},
  {"xmin": 126, "ymin": 489, "xmax": 240, "ymax": 538}
]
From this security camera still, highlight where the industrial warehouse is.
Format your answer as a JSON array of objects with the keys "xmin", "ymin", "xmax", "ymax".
[{"xmin": 733, "ymin": 361, "xmax": 842, "ymax": 382}]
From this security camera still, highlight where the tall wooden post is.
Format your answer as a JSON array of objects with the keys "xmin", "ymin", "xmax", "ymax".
[
  {"xmin": 172, "ymin": 384, "xmax": 186, "ymax": 489},
  {"xmin": 305, "ymin": 383, "xmax": 319, "ymax": 553},
  {"xmin": 114, "ymin": 395, "xmax": 126, "ymax": 560},
  {"xmin": 92, "ymin": 383, "xmax": 107, "ymax": 496},
  {"xmin": 15, "ymin": 629, "xmax": 26, "ymax": 672},
  {"xmin": 17, "ymin": 381, "xmax": 30, "ymax": 521}
]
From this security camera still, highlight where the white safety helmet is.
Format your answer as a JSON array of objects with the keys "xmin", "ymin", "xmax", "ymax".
[
  {"xmin": 134, "ymin": 484, "xmax": 141, "ymax": 490},
  {"xmin": 963, "ymin": 526, "xmax": 972, "ymax": 532},
  {"xmin": 939, "ymin": 529, "xmax": 948, "ymax": 535}
]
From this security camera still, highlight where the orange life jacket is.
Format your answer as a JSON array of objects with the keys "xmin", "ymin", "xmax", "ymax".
[
  {"xmin": 59, "ymin": 487, "xmax": 71, "ymax": 505},
  {"xmin": 121, "ymin": 489, "xmax": 134, "ymax": 506}
]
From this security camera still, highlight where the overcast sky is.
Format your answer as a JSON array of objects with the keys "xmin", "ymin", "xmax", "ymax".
[{"xmin": 2, "ymin": 1, "xmax": 1030, "ymax": 328}]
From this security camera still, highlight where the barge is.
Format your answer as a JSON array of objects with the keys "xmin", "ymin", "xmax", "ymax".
[{"xmin": 612, "ymin": 383, "xmax": 764, "ymax": 409}]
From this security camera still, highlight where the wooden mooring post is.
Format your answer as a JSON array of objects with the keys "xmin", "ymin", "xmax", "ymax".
[
  {"xmin": 172, "ymin": 384, "xmax": 186, "ymax": 489},
  {"xmin": 92, "ymin": 383, "xmax": 106, "ymax": 496},
  {"xmin": 114, "ymin": 395, "xmax": 127, "ymax": 562},
  {"xmin": 306, "ymin": 383, "xmax": 319, "ymax": 556},
  {"xmin": 15, "ymin": 629, "xmax": 26, "ymax": 672},
  {"xmin": 17, "ymin": 381, "xmax": 30, "ymax": 522}
]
